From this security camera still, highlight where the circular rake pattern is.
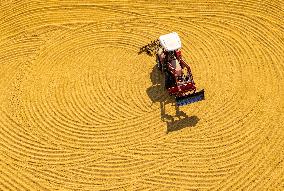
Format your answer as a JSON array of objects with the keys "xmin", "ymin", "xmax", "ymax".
[{"xmin": 0, "ymin": 1, "xmax": 283, "ymax": 190}]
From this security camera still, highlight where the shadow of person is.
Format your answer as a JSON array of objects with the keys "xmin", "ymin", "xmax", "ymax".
[{"xmin": 146, "ymin": 65, "xmax": 199, "ymax": 133}]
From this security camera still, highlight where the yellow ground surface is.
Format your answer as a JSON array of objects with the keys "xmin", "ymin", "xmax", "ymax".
[{"xmin": 1, "ymin": 0, "xmax": 284, "ymax": 190}]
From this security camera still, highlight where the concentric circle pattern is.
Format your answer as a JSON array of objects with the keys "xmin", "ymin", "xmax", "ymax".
[{"xmin": 1, "ymin": 0, "xmax": 284, "ymax": 190}]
